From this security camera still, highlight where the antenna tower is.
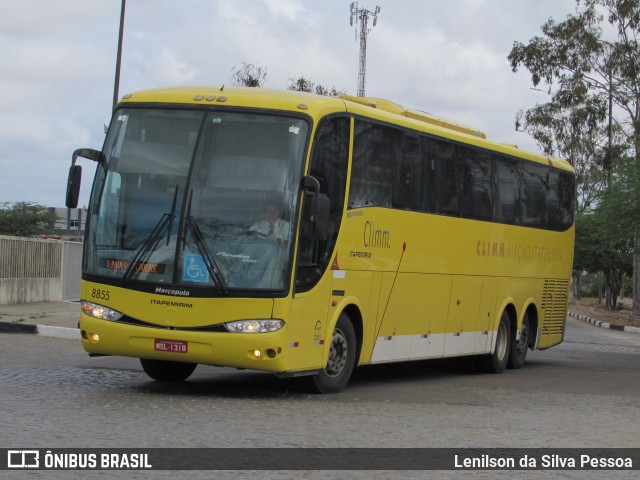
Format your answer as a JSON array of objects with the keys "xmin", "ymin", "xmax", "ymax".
[{"xmin": 350, "ymin": 2, "xmax": 380, "ymax": 97}]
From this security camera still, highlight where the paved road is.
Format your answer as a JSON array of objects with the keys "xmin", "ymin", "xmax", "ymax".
[{"xmin": 1, "ymin": 317, "xmax": 639, "ymax": 479}]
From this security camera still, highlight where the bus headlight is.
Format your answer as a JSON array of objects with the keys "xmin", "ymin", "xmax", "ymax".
[
  {"xmin": 224, "ymin": 319, "xmax": 284, "ymax": 333},
  {"xmin": 81, "ymin": 301, "xmax": 123, "ymax": 321}
]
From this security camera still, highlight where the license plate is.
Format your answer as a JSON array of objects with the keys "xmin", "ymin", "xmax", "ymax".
[{"xmin": 154, "ymin": 339, "xmax": 188, "ymax": 353}]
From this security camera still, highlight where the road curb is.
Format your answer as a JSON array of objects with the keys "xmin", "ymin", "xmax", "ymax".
[
  {"xmin": 568, "ymin": 311, "xmax": 640, "ymax": 334},
  {"xmin": 0, "ymin": 321, "xmax": 80, "ymax": 340}
]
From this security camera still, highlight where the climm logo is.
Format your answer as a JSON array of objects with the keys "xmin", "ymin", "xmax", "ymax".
[
  {"xmin": 477, "ymin": 240, "xmax": 564, "ymax": 263},
  {"xmin": 477, "ymin": 240, "xmax": 505, "ymax": 258},
  {"xmin": 364, "ymin": 221, "xmax": 390, "ymax": 248}
]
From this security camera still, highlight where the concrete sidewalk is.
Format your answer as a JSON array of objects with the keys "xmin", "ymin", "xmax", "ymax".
[{"xmin": 0, "ymin": 301, "xmax": 81, "ymax": 339}]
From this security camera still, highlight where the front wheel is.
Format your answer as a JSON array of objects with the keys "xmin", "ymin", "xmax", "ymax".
[
  {"xmin": 479, "ymin": 310, "xmax": 511, "ymax": 374},
  {"xmin": 140, "ymin": 359, "xmax": 197, "ymax": 382},
  {"xmin": 307, "ymin": 314, "xmax": 357, "ymax": 394}
]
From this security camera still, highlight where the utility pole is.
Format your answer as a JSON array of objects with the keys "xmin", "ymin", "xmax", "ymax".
[
  {"xmin": 113, "ymin": 0, "xmax": 126, "ymax": 112},
  {"xmin": 350, "ymin": 3, "xmax": 380, "ymax": 97}
]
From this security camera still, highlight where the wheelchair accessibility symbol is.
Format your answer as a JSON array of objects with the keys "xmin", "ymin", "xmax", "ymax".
[{"xmin": 183, "ymin": 254, "xmax": 209, "ymax": 283}]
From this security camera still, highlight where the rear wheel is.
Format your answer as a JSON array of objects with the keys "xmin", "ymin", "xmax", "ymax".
[
  {"xmin": 140, "ymin": 359, "xmax": 197, "ymax": 382},
  {"xmin": 480, "ymin": 310, "xmax": 511, "ymax": 373},
  {"xmin": 307, "ymin": 314, "xmax": 357, "ymax": 394},
  {"xmin": 508, "ymin": 313, "xmax": 530, "ymax": 369}
]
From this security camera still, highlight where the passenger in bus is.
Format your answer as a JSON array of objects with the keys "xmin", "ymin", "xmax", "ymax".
[{"xmin": 236, "ymin": 201, "xmax": 290, "ymax": 245}]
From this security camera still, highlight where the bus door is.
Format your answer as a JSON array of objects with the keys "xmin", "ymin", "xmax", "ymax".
[{"xmin": 290, "ymin": 116, "xmax": 351, "ymax": 372}]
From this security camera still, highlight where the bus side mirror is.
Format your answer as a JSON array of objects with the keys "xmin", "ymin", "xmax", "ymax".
[
  {"xmin": 302, "ymin": 175, "xmax": 330, "ymax": 241},
  {"xmin": 73, "ymin": 148, "xmax": 105, "ymax": 164},
  {"xmin": 66, "ymin": 165, "xmax": 82, "ymax": 208},
  {"xmin": 66, "ymin": 148, "xmax": 105, "ymax": 208}
]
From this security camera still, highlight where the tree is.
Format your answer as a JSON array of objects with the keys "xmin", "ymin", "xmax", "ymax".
[
  {"xmin": 515, "ymin": 101, "xmax": 609, "ymax": 215},
  {"xmin": 230, "ymin": 63, "xmax": 267, "ymax": 87},
  {"xmin": 0, "ymin": 201, "xmax": 59, "ymax": 237},
  {"xmin": 508, "ymin": 0, "xmax": 640, "ymax": 312},
  {"xmin": 287, "ymin": 75, "xmax": 315, "ymax": 93},
  {"xmin": 574, "ymin": 184, "xmax": 634, "ymax": 308},
  {"xmin": 287, "ymin": 75, "xmax": 345, "ymax": 96}
]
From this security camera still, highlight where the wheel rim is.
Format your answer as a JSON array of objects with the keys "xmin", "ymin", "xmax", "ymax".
[
  {"xmin": 496, "ymin": 321, "xmax": 508, "ymax": 360},
  {"xmin": 326, "ymin": 328, "xmax": 348, "ymax": 377}
]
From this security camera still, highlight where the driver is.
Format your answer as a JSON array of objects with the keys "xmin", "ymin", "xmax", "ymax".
[{"xmin": 238, "ymin": 201, "xmax": 290, "ymax": 245}]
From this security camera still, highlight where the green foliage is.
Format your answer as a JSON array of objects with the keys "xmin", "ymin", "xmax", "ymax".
[
  {"xmin": 509, "ymin": 0, "xmax": 640, "ymax": 149},
  {"xmin": 229, "ymin": 66, "xmax": 346, "ymax": 97},
  {"xmin": 230, "ymin": 63, "xmax": 267, "ymax": 87},
  {"xmin": 574, "ymin": 183, "xmax": 634, "ymax": 308},
  {"xmin": 580, "ymin": 271, "xmax": 604, "ymax": 297},
  {"xmin": 0, "ymin": 201, "xmax": 59, "ymax": 237},
  {"xmin": 287, "ymin": 75, "xmax": 315, "ymax": 93},
  {"xmin": 607, "ymin": 154, "xmax": 640, "ymax": 225},
  {"xmin": 287, "ymin": 75, "xmax": 345, "ymax": 96},
  {"xmin": 509, "ymin": 4, "xmax": 605, "ymax": 98}
]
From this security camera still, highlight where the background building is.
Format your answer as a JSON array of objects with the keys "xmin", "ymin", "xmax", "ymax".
[{"xmin": 48, "ymin": 207, "xmax": 87, "ymax": 241}]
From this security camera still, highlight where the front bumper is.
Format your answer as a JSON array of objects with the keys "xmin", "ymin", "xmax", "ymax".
[{"xmin": 79, "ymin": 313, "xmax": 289, "ymax": 372}]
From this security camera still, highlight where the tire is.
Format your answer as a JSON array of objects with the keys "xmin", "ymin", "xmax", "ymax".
[
  {"xmin": 508, "ymin": 312, "xmax": 530, "ymax": 369},
  {"xmin": 140, "ymin": 358, "xmax": 197, "ymax": 382},
  {"xmin": 480, "ymin": 310, "xmax": 511, "ymax": 374},
  {"xmin": 307, "ymin": 314, "xmax": 357, "ymax": 394}
]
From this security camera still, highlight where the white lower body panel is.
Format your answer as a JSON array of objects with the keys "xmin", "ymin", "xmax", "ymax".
[{"xmin": 369, "ymin": 330, "xmax": 494, "ymax": 364}]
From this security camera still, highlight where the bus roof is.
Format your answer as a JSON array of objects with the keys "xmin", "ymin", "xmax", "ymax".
[
  {"xmin": 339, "ymin": 94, "xmax": 487, "ymax": 139},
  {"xmin": 118, "ymin": 86, "xmax": 346, "ymax": 116},
  {"xmin": 118, "ymin": 86, "xmax": 573, "ymax": 172}
]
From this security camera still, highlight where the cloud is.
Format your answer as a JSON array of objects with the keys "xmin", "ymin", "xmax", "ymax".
[
  {"xmin": 264, "ymin": 0, "xmax": 307, "ymax": 21},
  {"xmin": 0, "ymin": 0, "xmax": 114, "ymax": 40},
  {"xmin": 0, "ymin": 0, "xmax": 579, "ymax": 207},
  {"xmin": 126, "ymin": 48, "xmax": 198, "ymax": 88}
]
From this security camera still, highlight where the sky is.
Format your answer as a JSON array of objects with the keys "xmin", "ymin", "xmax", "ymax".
[{"xmin": 0, "ymin": 0, "xmax": 580, "ymax": 208}]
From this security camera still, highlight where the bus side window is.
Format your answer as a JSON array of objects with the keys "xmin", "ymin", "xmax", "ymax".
[
  {"xmin": 547, "ymin": 170, "xmax": 561, "ymax": 230},
  {"xmin": 429, "ymin": 139, "xmax": 462, "ymax": 216},
  {"xmin": 558, "ymin": 172, "xmax": 575, "ymax": 230},
  {"xmin": 462, "ymin": 149, "xmax": 493, "ymax": 221},
  {"xmin": 495, "ymin": 157, "xmax": 519, "ymax": 224},
  {"xmin": 348, "ymin": 121, "xmax": 394, "ymax": 208},
  {"xmin": 392, "ymin": 133, "xmax": 421, "ymax": 211},
  {"xmin": 547, "ymin": 170, "xmax": 575, "ymax": 231},
  {"xmin": 520, "ymin": 162, "xmax": 548, "ymax": 228}
]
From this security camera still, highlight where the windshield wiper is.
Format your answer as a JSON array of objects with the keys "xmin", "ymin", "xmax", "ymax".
[
  {"xmin": 185, "ymin": 217, "xmax": 228, "ymax": 294},
  {"xmin": 123, "ymin": 186, "xmax": 179, "ymax": 283},
  {"xmin": 182, "ymin": 190, "xmax": 228, "ymax": 293},
  {"xmin": 166, "ymin": 185, "xmax": 179, "ymax": 245}
]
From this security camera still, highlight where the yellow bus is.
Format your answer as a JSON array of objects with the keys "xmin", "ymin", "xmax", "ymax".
[{"xmin": 66, "ymin": 86, "xmax": 575, "ymax": 393}]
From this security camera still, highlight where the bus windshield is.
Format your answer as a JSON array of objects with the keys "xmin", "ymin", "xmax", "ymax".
[{"xmin": 85, "ymin": 108, "xmax": 309, "ymax": 293}]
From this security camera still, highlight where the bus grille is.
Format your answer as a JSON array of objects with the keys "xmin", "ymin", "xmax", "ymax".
[{"xmin": 541, "ymin": 279, "xmax": 569, "ymax": 335}]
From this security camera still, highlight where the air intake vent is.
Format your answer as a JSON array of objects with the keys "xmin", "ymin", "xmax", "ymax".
[{"xmin": 541, "ymin": 279, "xmax": 569, "ymax": 335}]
